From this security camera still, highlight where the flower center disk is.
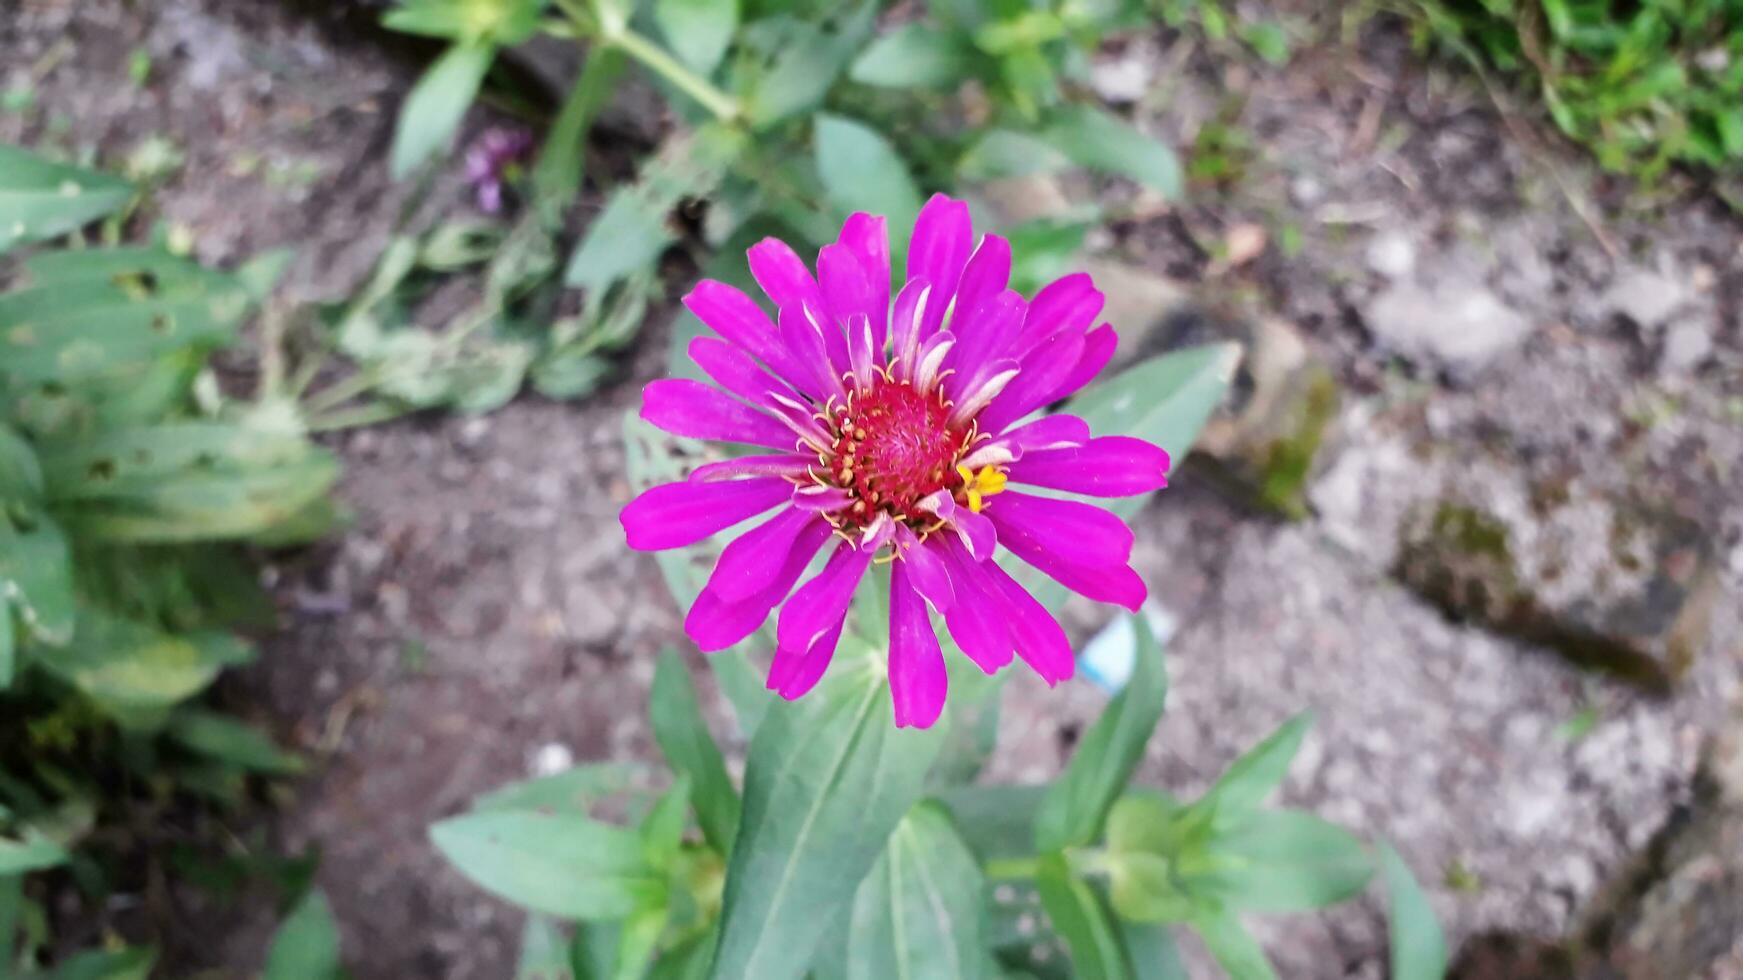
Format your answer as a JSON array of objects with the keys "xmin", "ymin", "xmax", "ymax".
[{"xmin": 827, "ymin": 375, "xmax": 970, "ymax": 528}]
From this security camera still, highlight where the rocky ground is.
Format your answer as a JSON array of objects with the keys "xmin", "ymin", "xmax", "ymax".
[{"xmin": 4, "ymin": 0, "xmax": 1742, "ymax": 977}]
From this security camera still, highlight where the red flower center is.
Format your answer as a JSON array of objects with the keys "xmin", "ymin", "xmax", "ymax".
[{"xmin": 825, "ymin": 375, "xmax": 972, "ymax": 528}]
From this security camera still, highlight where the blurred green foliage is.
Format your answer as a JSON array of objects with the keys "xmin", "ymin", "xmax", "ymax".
[
  {"xmin": 1, "ymin": 145, "xmax": 332, "ymax": 976},
  {"xmin": 1407, "ymin": 0, "xmax": 1743, "ymax": 179}
]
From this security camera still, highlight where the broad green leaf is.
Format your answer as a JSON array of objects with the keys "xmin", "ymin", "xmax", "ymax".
[
  {"xmin": 0, "ymin": 831, "xmax": 68, "ymax": 875},
  {"xmin": 648, "ymin": 927, "xmax": 715, "ymax": 980},
  {"xmin": 571, "ymin": 921, "xmax": 621, "ymax": 980},
  {"xmin": 264, "ymin": 890, "xmax": 343, "ymax": 980},
  {"xmin": 651, "ymin": 650, "xmax": 740, "ymax": 854},
  {"xmin": 739, "ymin": 3, "xmax": 877, "ymax": 127},
  {"xmin": 934, "ymin": 784, "xmax": 1046, "ymax": 862},
  {"xmin": 35, "ymin": 608, "xmax": 251, "ymax": 727},
  {"xmin": 1034, "ymin": 615, "xmax": 1166, "ymax": 852},
  {"xmin": 1191, "ymin": 911, "xmax": 1276, "ymax": 980},
  {"xmin": 1119, "ymin": 922, "xmax": 1188, "ymax": 980},
  {"xmin": 1382, "ymin": 843, "xmax": 1448, "ymax": 980},
  {"xmin": 925, "ymin": 650, "xmax": 1003, "ymax": 789},
  {"xmin": 516, "ymin": 914, "xmax": 573, "ymax": 980},
  {"xmin": 1202, "ymin": 809, "xmax": 1372, "ymax": 913},
  {"xmin": 1040, "ymin": 105, "xmax": 1182, "ymax": 199},
  {"xmin": 0, "ymin": 514, "xmax": 75, "ymax": 645},
  {"xmin": 533, "ymin": 48, "xmax": 626, "ymax": 222},
  {"xmin": 655, "ymin": 0, "xmax": 739, "ymax": 74},
  {"xmin": 640, "ymin": 775, "xmax": 691, "ymax": 869},
  {"xmin": 1201, "ymin": 713, "xmax": 1311, "ymax": 824},
  {"xmin": 1066, "ymin": 343, "xmax": 1242, "ymax": 521},
  {"xmin": 710, "ymin": 656, "xmax": 948, "ymax": 980},
  {"xmin": 957, "ymin": 130, "xmax": 1071, "ymax": 181},
  {"xmin": 814, "ymin": 114, "xmax": 923, "ymax": 236},
  {"xmin": 0, "ymin": 145, "xmax": 133, "ymax": 255},
  {"xmin": 472, "ymin": 763, "xmax": 641, "ymax": 815},
  {"xmin": 0, "ymin": 595, "xmax": 13, "ymax": 689},
  {"xmin": 167, "ymin": 709, "xmax": 304, "ymax": 775},
  {"xmin": 849, "ymin": 23, "xmax": 972, "ymax": 88},
  {"xmin": 430, "ymin": 810, "xmax": 663, "ymax": 919},
  {"xmin": 0, "ymin": 424, "xmax": 43, "ymax": 502},
  {"xmin": 390, "ymin": 44, "xmax": 495, "ymax": 179},
  {"xmin": 384, "ymin": 0, "xmax": 545, "ymax": 44},
  {"xmin": 1034, "ymin": 854, "xmax": 1131, "ymax": 980},
  {"xmin": 45, "ymin": 947, "xmax": 157, "ymax": 980},
  {"xmin": 613, "ymin": 902, "xmax": 668, "ymax": 980},
  {"xmin": 845, "ymin": 803, "xmax": 987, "ymax": 980}
]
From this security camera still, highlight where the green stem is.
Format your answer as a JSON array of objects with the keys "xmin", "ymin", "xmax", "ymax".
[
  {"xmin": 984, "ymin": 857, "xmax": 1041, "ymax": 880},
  {"xmin": 606, "ymin": 28, "xmax": 740, "ymax": 122},
  {"xmin": 306, "ymin": 401, "xmax": 412, "ymax": 434}
]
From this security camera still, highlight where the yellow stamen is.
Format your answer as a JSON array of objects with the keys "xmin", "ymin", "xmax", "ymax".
[{"xmin": 957, "ymin": 464, "xmax": 1008, "ymax": 513}]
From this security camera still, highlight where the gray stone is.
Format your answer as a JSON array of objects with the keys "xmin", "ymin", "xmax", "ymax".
[
  {"xmin": 1364, "ymin": 277, "xmax": 1534, "ymax": 378},
  {"xmin": 1602, "ymin": 265, "xmax": 1694, "ymax": 331},
  {"xmin": 1365, "ymin": 230, "xmax": 1417, "ymax": 279},
  {"xmin": 1658, "ymin": 321, "xmax": 1714, "ymax": 376}
]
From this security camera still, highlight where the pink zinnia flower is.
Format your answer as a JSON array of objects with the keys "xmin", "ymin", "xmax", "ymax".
[{"xmin": 621, "ymin": 195, "xmax": 1170, "ymax": 728}]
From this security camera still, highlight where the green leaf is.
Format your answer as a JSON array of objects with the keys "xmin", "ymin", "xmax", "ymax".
[
  {"xmin": 655, "ymin": 0, "xmax": 739, "ymax": 74},
  {"xmin": 710, "ymin": 657, "xmax": 949, "ymax": 980},
  {"xmin": 1119, "ymin": 921, "xmax": 1188, "ymax": 980},
  {"xmin": 472, "ymin": 763, "xmax": 644, "ymax": 815},
  {"xmin": 935, "ymin": 783, "xmax": 1046, "ymax": 862},
  {"xmin": 0, "ymin": 424, "xmax": 42, "ymax": 502},
  {"xmin": 264, "ymin": 890, "xmax": 343, "ymax": 980},
  {"xmin": 814, "ymin": 114, "xmax": 923, "ymax": 235},
  {"xmin": 1382, "ymin": 843, "xmax": 1448, "ymax": 980},
  {"xmin": 430, "ymin": 810, "xmax": 663, "ymax": 919},
  {"xmin": 651, "ymin": 649, "xmax": 740, "ymax": 854},
  {"xmin": 1104, "ymin": 794, "xmax": 1197, "ymax": 923},
  {"xmin": 647, "ymin": 927, "xmax": 715, "ymax": 980},
  {"xmin": 0, "ymin": 830, "xmax": 68, "ymax": 875},
  {"xmin": 0, "ymin": 145, "xmax": 133, "ymax": 255},
  {"xmin": 533, "ymin": 48, "xmax": 625, "ymax": 223},
  {"xmin": 1040, "ymin": 105, "xmax": 1182, "ymax": 199},
  {"xmin": 1034, "ymin": 614, "xmax": 1166, "ymax": 852},
  {"xmin": 1191, "ymin": 911, "xmax": 1276, "ymax": 980},
  {"xmin": 46, "ymin": 947, "xmax": 157, "ymax": 980},
  {"xmin": 613, "ymin": 902, "xmax": 667, "ymax": 980},
  {"xmin": 845, "ymin": 803, "xmax": 988, "ymax": 980},
  {"xmin": 0, "ymin": 513, "xmax": 76, "ymax": 646},
  {"xmin": 1035, "ymin": 854, "xmax": 1132, "ymax": 980},
  {"xmin": 1066, "ymin": 343, "xmax": 1241, "ymax": 521},
  {"xmin": 1203, "ymin": 809, "xmax": 1372, "ymax": 913},
  {"xmin": 36, "ymin": 609, "xmax": 251, "ymax": 727},
  {"xmin": 849, "ymin": 23, "xmax": 972, "ymax": 88},
  {"xmin": 384, "ymin": 0, "xmax": 545, "ymax": 45},
  {"xmin": 957, "ymin": 129, "xmax": 1071, "ymax": 181},
  {"xmin": 640, "ymin": 774, "xmax": 691, "ymax": 869},
  {"xmin": 516, "ymin": 914, "xmax": 574, "ymax": 980},
  {"xmin": 167, "ymin": 709, "xmax": 304, "ymax": 775},
  {"xmin": 0, "ymin": 595, "xmax": 13, "ymax": 689},
  {"xmin": 1201, "ymin": 713, "xmax": 1311, "ymax": 824},
  {"xmin": 390, "ymin": 44, "xmax": 495, "ymax": 179},
  {"xmin": 739, "ymin": 3, "xmax": 877, "ymax": 127}
]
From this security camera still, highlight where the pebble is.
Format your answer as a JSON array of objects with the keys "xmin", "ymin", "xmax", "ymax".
[
  {"xmin": 1659, "ymin": 320, "xmax": 1714, "ymax": 375},
  {"xmin": 1364, "ymin": 230, "xmax": 1417, "ymax": 278}
]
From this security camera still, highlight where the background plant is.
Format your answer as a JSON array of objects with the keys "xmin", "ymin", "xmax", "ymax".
[
  {"xmin": 1402, "ymin": 0, "xmax": 1743, "ymax": 180},
  {"xmin": 433, "ymin": 315, "xmax": 1452, "ymax": 977},
  {"xmin": 0, "ymin": 145, "xmax": 335, "ymax": 976},
  {"xmin": 293, "ymin": 0, "xmax": 1187, "ymax": 426}
]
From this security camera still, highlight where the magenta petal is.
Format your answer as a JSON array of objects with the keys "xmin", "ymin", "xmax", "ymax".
[
  {"xmin": 1044, "ymin": 324, "xmax": 1119, "ymax": 405},
  {"xmin": 706, "ymin": 506, "xmax": 821, "ymax": 601},
  {"xmin": 683, "ymin": 281, "xmax": 805, "ymax": 385},
  {"xmin": 893, "ymin": 525, "xmax": 955, "ymax": 612},
  {"xmin": 919, "ymin": 491, "xmax": 997, "ymax": 561},
  {"xmin": 690, "ymin": 454, "xmax": 812, "ymax": 482},
  {"xmin": 998, "ymin": 414, "xmax": 1093, "ymax": 454},
  {"xmin": 770, "ymin": 617, "xmax": 845, "ymax": 701},
  {"xmin": 934, "ymin": 538, "xmax": 1015, "ymax": 673},
  {"xmin": 1014, "ymin": 273, "xmax": 1103, "ymax": 356},
  {"xmin": 778, "ymin": 304, "xmax": 847, "ymax": 401},
  {"xmin": 818, "ymin": 243, "xmax": 877, "ymax": 349},
  {"xmin": 776, "ymin": 541, "xmax": 876, "ymax": 657},
  {"xmin": 748, "ymin": 237, "xmax": 827, "ymax": 313},
  {"xmin": 837, "ymin": 213, "xmax": 891, "ymax": 349},
  {"xmin": 641, "ymin": 379, "xmax": 796, "ymax": 449},
  {"xmin": 906, "ymin": 194, "xmax": 973, "ymax": 337},
  {"xmin": 984, "ymin": 491, "xmax": 1134, "ymax": 567},
  {"xmin": 689, "ymin": 337, "xmax": 800, "ymax": 409},
  {"xmin": 975, "ymin": 328, "xmax": 1087, "ymax": 435},
  {"xmin": 685, "ymin": 520, "xmax": 833, "ymax": 652},
  {"xmin": 954, "ymin": 234, "xmax": 1012, "ymax": 319},
  {"xmin": 943, "ymin": 290, "xmax": 1026, "ymax": 401},
  {"xmin": 1008, "ymin": 436, "xmax": 1172, "ymax": 497},
  {"xmin": 622, "ymin": 477, "xmax": 793, "ymax": 552},
  {"xmin": 889, "ymin": 560, "xmax": 948, "ymax": 729},
  {"xmin": 978, "ymin": 558, "xmax": 1075, "ymax": 685},
  {"xmin": 890, "ymin": 277, "xmax": 933, "ymax": 379}
]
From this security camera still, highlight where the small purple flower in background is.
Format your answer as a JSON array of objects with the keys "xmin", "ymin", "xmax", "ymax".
[
  {"xmin": 463, "ymin": 127, "xmax": 534, "ymax": 214},
  {"xmin": 620, "ymin": 194, "xmax": 1171, "ymax": 729}
]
